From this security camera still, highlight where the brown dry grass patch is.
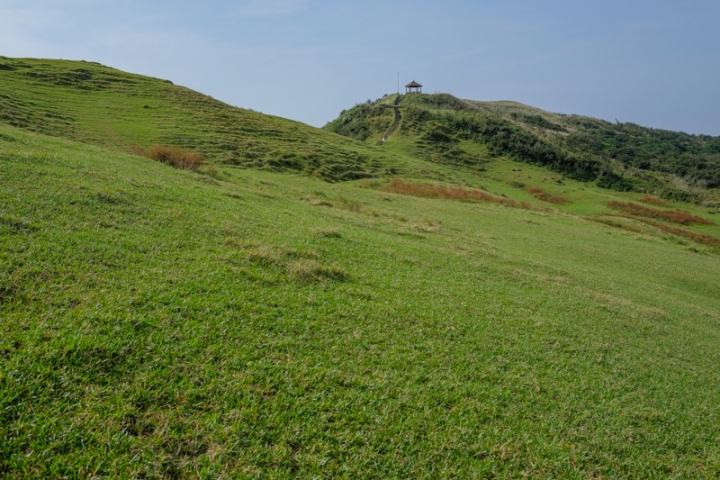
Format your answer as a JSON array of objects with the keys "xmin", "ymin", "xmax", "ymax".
[
  {"xmin": 638, "ymin": 195, "xmax": 667, "ymax": 207},
  {"xmin": 130, "ymin": 145, "xmax": 203, "ymax": 171},
  {"xmin": 526, "ymin": 187, "xmax": 570, "ymax": 205},
  {"xmin": 607, "ymin": 201, "xmax": 712, "ymax": 225},
  {"xmin": 589, "ymin": 215, "xmax": 720, "ymax": 249},
  {"xmin": 379, "ymin": 179, "xmax": 546, "ymax": 211},
  {"xmin": 587, "ymin": 216, "xmax": 649, "ymax": 235},
  {"xmin": 633, "ymin": 218, "xmax": 720, "ymax": 248}
]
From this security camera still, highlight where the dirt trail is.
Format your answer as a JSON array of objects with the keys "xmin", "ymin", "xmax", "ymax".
[{"xmin": 376, "ymin": 106, "xmax": 401, "ymax": 146}]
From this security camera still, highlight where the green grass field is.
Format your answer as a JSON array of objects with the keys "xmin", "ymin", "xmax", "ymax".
[{"xmin": 2, "ymin": 58, "xmax": 720, "ymax": 478}]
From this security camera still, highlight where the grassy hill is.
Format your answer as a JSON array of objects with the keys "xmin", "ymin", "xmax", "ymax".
[
  {"xmin": 2, "ymin": 59, "xmax": 720, "ymax": 477},
  {"xmin": 0, "ymin": 57, "xmax": 457, "ymax": 182},
  {"xmin": 325, "ymin": 93, "xmax": 720, "ymax": 200}
]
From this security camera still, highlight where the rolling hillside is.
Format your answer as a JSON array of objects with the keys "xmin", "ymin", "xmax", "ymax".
[
  {"xmin": 2, "ymin": 58, "xmax": 720, "ymax": 477},
  {"xmin": 325, "ymin": 93, "xmax": 720, "ymax": 200},
  {"xmin": 0, "ymin": 57, "xmax": 449, "ymax": 182}
]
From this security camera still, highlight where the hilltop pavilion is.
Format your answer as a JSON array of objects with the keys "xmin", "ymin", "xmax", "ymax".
[{"xmin": 405, "ymin": 80, "xmax": 422, "ymax": 94}]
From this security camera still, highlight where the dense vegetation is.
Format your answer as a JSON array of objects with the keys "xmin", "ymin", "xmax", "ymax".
[
  {"xmin": 562, "ymin": 116, "xmax": 720, "ymax": 186},
  {"xmin": 326, "ymin": 93, "xmax": 720, "ymax": 199}
]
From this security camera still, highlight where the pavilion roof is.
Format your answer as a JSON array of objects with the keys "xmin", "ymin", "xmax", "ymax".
[{"xmin": 405, "ymin": 80, "xmax": 422, "ymax": 88}]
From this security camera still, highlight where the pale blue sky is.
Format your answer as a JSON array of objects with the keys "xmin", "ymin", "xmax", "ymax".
[{"xmin": 1, "ymin": 0, "xmax": 719, "ymax": 134}]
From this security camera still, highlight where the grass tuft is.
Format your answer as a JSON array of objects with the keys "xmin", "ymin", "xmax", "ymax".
[
  {"xmin": 246, "ymin": 245, "xmax": 284, "ymax": 266},
  {"xmin": 335, "ymin": 196, "xmax": 364, "ymax": 213},
  {"xmin": 410, "ymin": 219, "xmax": 443, "ymax": 233},
  {"xmin": 245, "ymin": 245, "xmax": 318, "ymax": 266},
  {"xmin": 526, "ymin": 187, "xmax": 570, "ymax": 204},
  {"xmin": 312, "ymin": 228, "xmax": 342, "ymax": 238},
  {"xmin": 198, "ymin": 164, "xmax": 219, "ymax": 177},
  {"xmin": 130, "ymin": 145, "xmax": 203, "ymax": 170},
  {"xmin": 287, "ymin": 260, "xmax": 348, "ymax": 282}
]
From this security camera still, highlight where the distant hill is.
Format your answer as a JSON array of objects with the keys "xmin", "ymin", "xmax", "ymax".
[{"xmin": 325, "ymin": 93, "xmax": 720, "ymax": 200}]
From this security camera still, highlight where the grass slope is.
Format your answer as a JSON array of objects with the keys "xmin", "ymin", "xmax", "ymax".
[
  {"xmin": 325, "ymin": 94, "xmax": 720, "ymax": 199},
  {"xmin": 2, "ymin": 123, "xmax": 720, "ymax": 478},
  {"xmin": 0, "ymin": 57, "xmax": 451, "ymax": 182},
  {"xmin": 325, "ymin": 94, "xmax": 720, "ymax": 246}
]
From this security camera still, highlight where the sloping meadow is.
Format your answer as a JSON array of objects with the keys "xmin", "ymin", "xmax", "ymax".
[
  {"xmin": 0, "ymin": 57, "xmax": 435, "ymax": 182},
  {"xmin": 2, "ymin": 126, "xmax": 720, "ymax": 477}
]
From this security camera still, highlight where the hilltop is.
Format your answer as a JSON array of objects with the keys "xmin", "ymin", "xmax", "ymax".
[
  {"xmin": 2, "ymin": 59, "xmax": 720, "ymax": 477},
  {"xmin": 325, "ymin": 93, "xmax": 720, "ymax": 201}
]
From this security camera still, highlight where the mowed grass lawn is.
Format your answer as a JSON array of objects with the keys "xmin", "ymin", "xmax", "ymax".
[{"xmin": 2, "ymin": 125, "xmax": 720, "ymax": 478}]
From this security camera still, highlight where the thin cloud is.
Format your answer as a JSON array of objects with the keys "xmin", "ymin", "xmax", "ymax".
[{"xmin": 236, "ymin": 0, "xmax": 310, "ymax": 17}]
